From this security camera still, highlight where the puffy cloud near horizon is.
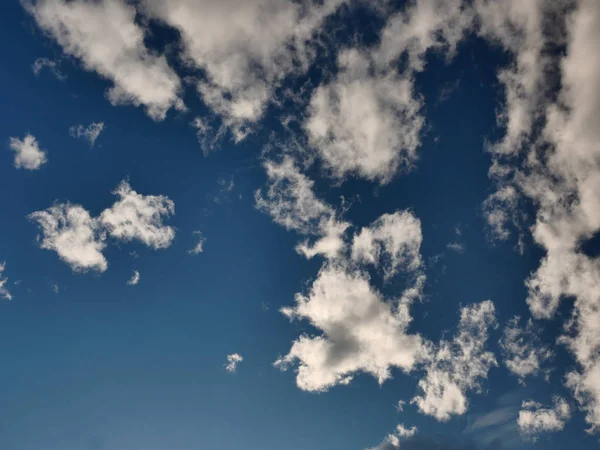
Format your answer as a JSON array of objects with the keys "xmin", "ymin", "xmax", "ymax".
[
  {"xmin": 412, "ymin": 301, "xmax": 497, "ymax": 422},
  {"xmin": 69, "ymin": 122, "xmax": 105, "ymax": 147},
  {"xmin": 518, "ymin": 397, "xmax": 571, "ymax": 438},
  {"xmin": 24, "ymin": 0, "xmax": 184, "ymax": 121},
  {"xmin": 29, "ymin": 181, "xmax": 176, "ymax": 272},
  {"xmin": 9, "ymin": 134, "xmax": 47, "ymax": 170},
  {"xmin": 0, "ymin": 263, "xmax": 13, "ymax": 301}
]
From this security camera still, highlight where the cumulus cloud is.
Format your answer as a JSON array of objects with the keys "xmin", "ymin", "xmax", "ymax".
[
  {"xmin": 412, "ymin": 301, "xmax": 497, "ymax": 422},
  {"xmin": 127, "ymin": 270, "xmax": 140, "ymax": 286},
  {"xmin": 24, "ymin": 0, "xmax": 184, "ymax": 120},
  {"xmin": 69, "ymin": 122, "xmax": 105, "ymax": 147},
  {"xmin": 8, "ymin": 134, "xmax": 47, "ymax": 170},
  {"xmin": 189, "ymin": 230, "xmax": 206, "ymax": 255},
  {"xmin": 477, "ymin": 0, "xmax": 600, "ymax": 432},
  {"xmin": 275, "ymin": 264, "xmax": 426, "ymax": 392},
  {"xmin": 30, "ymin": 181, "xmax": 176, "ymax": 272},
  {"xmin": 225, "ymin": 353, "xmax": 243, "ymax": 373},
  {"xmin": 518, "ymin": 397, "xmax": 571, "ymax": 438},
  {"xmin": 368, "ymin": 424, "xmax": 418, "ymax": 450},
  {"xmin": 29, "ymin": 203, "xmax": 108, "ymax": 272},
  {"xmin": 305, "ymin": 0, "xmax": 473, "ymax": 184},
  {"xmin": 499, "ymin": 317, "xmax": 552, "ymax": 383},
  {"xmin": 0, "ymin": 263, "xmax": 13, "ymax": 301},
  {"xmin": 142, "ymin": 0, "xmax": 345, "ymax": 140},
  {"xmin": 32, "ymin": 57, "xmax": 66, "ymax": 80},
  {"xmin": 99, "ymin": 181, "xmax": 175, "ymax": 249}
]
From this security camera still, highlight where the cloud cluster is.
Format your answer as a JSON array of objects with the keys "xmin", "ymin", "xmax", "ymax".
[
  {"xmin": 8, "ymin": 134, "xmax": 47, "ymax": 170},
  {"xmin": 368, "ymin": 424, "xmax": 418, "ymax": 450},
  {"xmin": 225, "ymin": 353, "xmax": 243, "ymax": 373},
  {"xmin": 29, "ymin": 181, "xmax": 175, "ymax": 272},
  {"xmin": 69, "ymin": 122, "xmax": 105, "ymax": 147},
  {"xmin": 412, "ymin": 301, "xmax": 497, "ymax": 421},
  {"xmin": 518, "ymin": 397, "xmax": 571, "ymax": 438},
  {"xmin": 499, "ymin": 317, "xmax": 552, "ymax": 383},
  {"xmin": 0, "ymin": 263, "xmax": 12, "ymax": 301},
  {"xmin": 25, "ymin": 0, "xmax": 184, "ymax": 120}
]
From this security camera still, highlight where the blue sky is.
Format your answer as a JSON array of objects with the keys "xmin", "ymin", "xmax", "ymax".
[{"xmin": 1, "ymin": 1, "xmax": 600, "ymax": 450}]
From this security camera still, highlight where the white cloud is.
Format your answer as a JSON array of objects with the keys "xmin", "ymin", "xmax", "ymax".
[
  {"xmin": 446, "ymin": 242, "xmax": 465, "ymax": 254},
  {"xmin": 69, "ymin": 122, "xmax": 105, "ymax": 147},
  {"xmin": 275, "ymin": 264, "xmax": 426, "ymax": 392},
  {"xmin": 142, "ymin": 0, "xmax": 345, "ymax": 139},
  {"xmin": 255, "ymin": 156, "xmax": 349, "ymax": 260},
  {"xmin": 367, "ymin": 424, "xmax": 417, "ymax": 450},
  {"xmin": 0, "ymin": 263, "xmax": 13, "ymax": 301},
  {"xmin": 225, "ymin": 353, "xmax": 243, "ymax": 373},
  {"xmin": 25, "ymin": 0, "xmax": 184, "ymax": 120},
  {"xmin": 499, "ymin": 316, "xmax": 552, "ymax": 383},
  {"xmin": 351, "ymin": 211, "xmax": 423, "ymax": 279},
  {"xmin": 305, "ymin": 0, "xmax": 473, "ymax": 184},
  {"xmin": 127, "ymin": 270, "xmax": 140, "ymax": 286},
  {"xmin": 99, "ymin": 180, "xmax": 175, "ymax": 249},
  {"xmin": 30, "ymin": 181, "xmax": 176, "ymax": 272},
  {"xmin": 477, "ymin": 0, "xmax": 600, "ymax": 433},
  {"xmin": 32, "ymin": 57, "xmax": 66, "ymax": 80},
  {"xmin": 412, "ymin": 300, "xmax": 497, "ymax": 421},
  {"xmin": 29, "ymin": 203, "xmax": 108, "ymax": 272},
  {"xmin": 8, "ymin": 134, "xmax": 47, "ymax": 170},
  {"xmin": 188, "ymin": 230, "xmax": 206, "ymax": 255},
  {"xmin": 518, "ymin": 397, "xmax": 571, "ymax": 438}
]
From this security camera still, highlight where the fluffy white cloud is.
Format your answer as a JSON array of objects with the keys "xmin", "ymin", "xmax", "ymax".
[
  {"xmin": 412, "ymin": 301, "xmax": 497, "ymax": 421},
  {"xmin": 352, "ymin": 211, "xmax": 423, "ymax": 279},
  {"xmin": 142, "ymin": 0, "xmax": 345, "ymax": 139},
  {"xmin": 0, "ymin": 263, "xmax": 12, "ymax": 301},
  {"xmin": 99, "ymin": 181, "xmax": 175, "ymax": 249},
  {"xmin": 305, "ymin": 0, "xmax": 473, "ymax": 184},
  {"xmin": 499, "ymin": 316, "xmax": 552, "ymax": 383},
  {"xmin": 255, "ymin": 156, "xmax": 349, "ymax": 260},
  {"xmin": 127, "ymin": 270, "xmax": 140, "ymax": 286},
  {"xmin": 367, "ymin": 424, "xmax": 417, "ymax": 450},
  {"xmin": 69, "ymin": 122, "xmax": 105, "ymax": 147},
  {"xmin": 225, "ymin": 353, "xmax": 243, "ymax": 373},
  {"xmin": 8, "ymin": 134, "xmax": 47, "ymax": 170},
  {"xmin": 275, "ymin": 264, "xmax": 426, "ymax": 392},
  {"xmin": 32, "ymin": 57, "xmax": 66, "ymax": 80},
  {"xmin": 518, "ymin": 397, "xmax": 571, "ymax": 438},
  {"xmin": 29, "ymin": 204, "xmax": 108, "ymax": 272},
  {"xmin": 25, "ymin": 0, "xmax": 184, "ymax": 120},
  {"xmin": 189, "ymin": 230, "xmax": 206, "ymax": 255},
  {"xmin": 30, "ymin": 181, "xmax": 176, "ymax": 272}
]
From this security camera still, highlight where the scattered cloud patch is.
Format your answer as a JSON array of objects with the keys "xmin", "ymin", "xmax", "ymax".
[
  {"xmin": 368, "ymin": 424, "xmax": 418, "ymax": 450},
  {"xmin": 412, "ymin": 301, "xmax": 497, "ymax": 421},
  {"xmin": 8, "ymin": 134, "xmax": 47, "ymax": 170},
  {"xmin": 32, "ymin": 57, "xmax": 66, "ymax": 80},
  {"xmin": 0, "ymin": 263, "xmax": 13, "ymax": 300},
  {"xmin": 225, "ymin": 353, "xmax": 243, "ymax": 373},
  {"xmin": 188, "ymin": 231, "xmax": 206, "ymax": 255},
  {"xmin": 518, "ymin": 397, "xmax": 571, "ymax": 439},
  {"xmin": 25, "ymin": 0, "xmax": 185, "ymax": 120},
  {"xmin": 127, "ymin": 270, "xmax": 140, "ymax": 286},
  {"xmin": 69, "ymin": 122, "xmax": 105, "ymax": 147}
]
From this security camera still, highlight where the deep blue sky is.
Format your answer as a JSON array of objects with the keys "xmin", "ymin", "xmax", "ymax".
[{"xmin": 0, "ymin": 2, "xmax": 598, "ymax": 450}]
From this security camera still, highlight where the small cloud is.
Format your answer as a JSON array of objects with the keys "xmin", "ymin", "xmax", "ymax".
[
  {"xmin": 32, "ymin": 57, "xmax": 66, "ymax": 80},
  {"xmin": 69, "ymin": 122, "xmax": 105, "ymax": 147},
  {"xmin": 0, "ymin": 262, "xmax": 13, "ymax": 300},
  {"xmin": 127, "ymin": 270, "xmax": 140, "ymax": 286},
  {"xmin": 9, "ymin": 134, "xmax": 47, "ymax": 170},
  {"xmin": 51, "ymin": 282, "xmax": 59, "ymax": 294},
  {"xmin": 518, "ymin": 397, "xmax": 571, "ymax": 440},
  {"xmin": 225, "ymin": 353, "xmax": 243, "ymax": 373},
  {"xmin": 446, "ymin": 241, "xmax": 465, "ymax": 253},
  {"xmin": 188, "ymin": 231, "xmax": 206, "ymax": 255}
]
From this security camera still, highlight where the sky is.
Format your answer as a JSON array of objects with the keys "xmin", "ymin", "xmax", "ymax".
[{"xmin": 1, "ymin": 1, "xmax": 600, "ymax": 449}]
